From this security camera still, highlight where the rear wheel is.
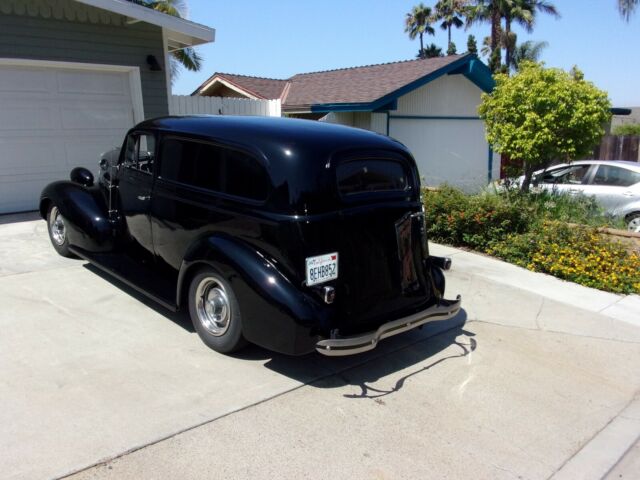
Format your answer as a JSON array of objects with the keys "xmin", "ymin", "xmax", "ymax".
[
  {"xmin": 188, "ymin": 268, "xmax": 247, "ymax": 354},
  {"xmin": 626, "ymin": 213, "xmax": 640, "ymax": 232},
  {"xmin": 46, "ymin": 204, "xmax": 74, "ymax": 258}
]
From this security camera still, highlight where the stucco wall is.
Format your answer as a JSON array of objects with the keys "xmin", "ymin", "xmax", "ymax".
[{"xmin": 0, "ymin": 0, "xmax": 168, "ymax": 118}]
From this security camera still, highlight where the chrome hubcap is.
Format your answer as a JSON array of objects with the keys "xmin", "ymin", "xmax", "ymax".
[
  {"xmin": 195, "ymin": 277, "xmax": 231, "ymax": 336},
  {"xmin": 49, "ymin": 206, "xmax": 66, "ymax": 246},
  {"xmin": 628, "ymin": 216, "xmax": 640, "ymax": 232}
]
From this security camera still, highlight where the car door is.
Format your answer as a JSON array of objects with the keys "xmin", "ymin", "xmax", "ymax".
[
  {"xmin": 580, "ymin": 164, "xmax": 640, "ymax": 215},
  {"xmin": 117, "ymin": 131, "xmax": 156, "ymax": 253},
  {"xmin": 534, "ymin": 164, "xmax": 594, "ymax": 196}
]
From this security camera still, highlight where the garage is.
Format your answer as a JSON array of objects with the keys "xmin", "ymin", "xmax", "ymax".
[
  {"xmin": 0, "ymin": 0, "xmax": 215, "ymax": 214},
  {"xmin": 0, "ymin": 61, "xmax": 142, "ymax": 214},
  {"xmin": 389, "ymin": 117, "xmax": 491, "ymax": 191}
]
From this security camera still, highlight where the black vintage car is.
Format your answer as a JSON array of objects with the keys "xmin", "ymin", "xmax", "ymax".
[{"xmin": 41, "ymin": 116, "xmax": 460, "ymax": 356}]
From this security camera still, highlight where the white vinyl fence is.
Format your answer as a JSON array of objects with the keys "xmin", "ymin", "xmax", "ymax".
[{"xmin": 169, "ymin": 95, "xmax": 281, "ymax": 117}]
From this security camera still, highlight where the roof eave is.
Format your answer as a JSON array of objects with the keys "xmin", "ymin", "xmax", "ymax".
[{"xmin": 74, "ymin": 0, "xmax": 215, "ymax": 48}]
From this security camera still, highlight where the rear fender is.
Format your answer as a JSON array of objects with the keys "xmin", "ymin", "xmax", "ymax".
[
  {"xmin": 40, "ymin": 181, "xmax": 114, "ymax": 252},
  {"xmin": 178, "ymin": 234, "xmax": 330, "ymax": 355}
]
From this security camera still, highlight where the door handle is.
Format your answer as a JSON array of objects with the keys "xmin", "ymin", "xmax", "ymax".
[
  {"xmin": 137, "ymin": 195, "xmax": 151, "ymax": 201},
  {"xmin": 622, "ymin": 191, "xmax": 635, "ymax": 197}
]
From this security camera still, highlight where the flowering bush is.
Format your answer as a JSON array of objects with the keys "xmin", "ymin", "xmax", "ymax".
[
  {"xmin": 424, "ymin": 187, "xmax": 640, "ymax": 294},
  {"xmin": 488, "ymin": 222, "xmax": 640, "ymax": 294}
]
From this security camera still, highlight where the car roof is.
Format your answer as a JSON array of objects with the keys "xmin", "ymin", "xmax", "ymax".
[
  {"xmin": 552, "ymin": 160, "xmax": 640, "ymax": 172},
  {"xmin": 135, "ymin": 115, "xmax": 409, "ymax": 162}
]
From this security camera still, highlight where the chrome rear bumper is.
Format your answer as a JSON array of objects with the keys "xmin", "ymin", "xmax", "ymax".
[{"xmin": 316, "ymin": 295, "xmax": 462, "ymax": 356}]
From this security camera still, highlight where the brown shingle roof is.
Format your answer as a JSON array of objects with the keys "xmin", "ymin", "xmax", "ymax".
[
  {"xmin": 284, "ymin": 54, "xmax": 468, "ymax": 108},
  {"xmin": 198, "ymin": 73, "xmax": 288, "ymax": 100},
  {"xmin": 193, "ymin": 54, "xmax": 471, "ymax": 110}
]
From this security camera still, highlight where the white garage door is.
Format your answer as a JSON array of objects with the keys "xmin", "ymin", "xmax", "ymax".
[
  {"xmin": 389, "ymin": 118, "xmax": 490, "ymax": 192},
  {"xmin": 0, "ymin": 63, "xmax": 137, "ymax": 214}
]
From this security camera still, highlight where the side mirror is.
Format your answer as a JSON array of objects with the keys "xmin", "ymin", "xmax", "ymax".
[
  {"xmin": 70, "ymin": 167, "xmax": 94, "ymax": 187},
  {"xmin": 99, "ymin": 158, "xmax": 108, "ymax": 171}
]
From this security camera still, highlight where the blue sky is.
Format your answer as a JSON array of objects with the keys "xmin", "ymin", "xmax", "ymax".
[{"xmin": 173, "ymin": 1, "xmax": 640, "ymax": 107}]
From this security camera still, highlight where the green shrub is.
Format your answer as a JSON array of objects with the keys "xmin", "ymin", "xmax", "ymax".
[
  {"xmin": 612, "ymin": 123, "xmax": 640, "ymax": 136},
  {"xmin": 423, "ymin": 186, "xmax": 531, "ymax": 250},
  {"xmin": 423, "ymin": 186, "xmax": 639, "ymax": 294}
]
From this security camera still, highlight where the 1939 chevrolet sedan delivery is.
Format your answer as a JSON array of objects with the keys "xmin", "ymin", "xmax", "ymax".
[{"xmin": 40, "ymin": 116, "xmax": 461, "ymax": 356}]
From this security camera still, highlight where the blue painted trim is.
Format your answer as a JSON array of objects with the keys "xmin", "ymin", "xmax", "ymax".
[
  {"xmin": 488, "ymin": 145, "xmax": 494, "ymax": 183},
  {"xmin": 373, "ymin": 99, "xmax": 397, "ymax": 112},
  {"xmin": 389, "ymin": 115, "xmax": 481, "ymax": 120},
  {"xmin": 450, "ymin": 58, "xmax": 495, "ymax": 92},
  {"xmin": 310, "ymin": 54, "xmax": 493, "ymax": 113},
  {"xmin": 310, "ymin": 103, "xmax": 375, "ymax": 113}
]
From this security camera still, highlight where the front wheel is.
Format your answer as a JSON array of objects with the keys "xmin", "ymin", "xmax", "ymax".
[
  {"xmin": 188, "ymin": 268, "xmax": 247, "ymax": 354},
  {"xmin": 46, "ymin": 204, "xmax": 74, "ymax": 258},
  {"xmin": 626, "ymin": 213, "xmax": 640, "ymax": 233}
]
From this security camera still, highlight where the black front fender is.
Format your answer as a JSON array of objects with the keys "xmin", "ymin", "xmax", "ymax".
[
  {"xmin": 178, "ymin": 234, "xmax": 330, "ymax": 355},
  {"xmin": 40, "ymin": 181, "xmax": 114, "ymax": 252}
]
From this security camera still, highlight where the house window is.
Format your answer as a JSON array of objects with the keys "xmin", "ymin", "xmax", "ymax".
[{"xmin": 159, "ymin": 138, "xmax": 269, "ymax": 201}]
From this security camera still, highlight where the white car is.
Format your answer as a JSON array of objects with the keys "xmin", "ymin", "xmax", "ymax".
[{"xmin": 529, "ymin": 160, "xmax": 640, "ymax": 231}]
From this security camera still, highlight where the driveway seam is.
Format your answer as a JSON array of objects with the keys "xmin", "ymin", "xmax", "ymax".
[
  {"xmin": 56, "ymin": 323, "xmax": 466, "ymax": 480},
  {"xmin": 469, "ymin": 319, "xmax": 640, "ymax": 344}
]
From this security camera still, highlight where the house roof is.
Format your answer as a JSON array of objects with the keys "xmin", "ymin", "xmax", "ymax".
[
  {"xmin": 193, "ymin": 54, "xmax": 493, "ymax": 113},
  {"xmin": 74, "ymin": 0, "xmax": 215, "ymax": 50},
  {"xmin": 197, "ymin": 73, "xmax": 289, "ymax": 100}
]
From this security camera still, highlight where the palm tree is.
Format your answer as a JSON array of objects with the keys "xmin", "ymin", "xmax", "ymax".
[
  {"xmin": 504, "ymin": 1, "xmax": 558, "ymax": 68},
  {"xmin": 618, "ymin": 0, "xmax": 639, "ymax": 20},
  {"xmin": 405, "ymin": 3, "xmax": 436, "ymax": 58},
  {"xmin": 418, "ymin": 43, "xmax": 444, "ymax": 58},
  {"xmin": 510, "ymin": 40, "xmax": 548, "ymax": 71},
  {"xmin": 434, "ymin": 0, "xmax": 467, "ymax": 51},
  {"xmin": 467, "ymin": 1, "xmax": 557, "ymax": 72},
  {"xmin": 127, "ymin": 0, "xmax": 202, "ymax": 80},
  {"xmin": 466, "ymin": 1, "xmax": 504, "ymax": 72}
]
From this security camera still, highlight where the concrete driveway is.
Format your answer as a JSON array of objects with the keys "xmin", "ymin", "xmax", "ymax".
[{"xmin": 1, "ymin": 213, "xmax": 639, "ymax": 480}]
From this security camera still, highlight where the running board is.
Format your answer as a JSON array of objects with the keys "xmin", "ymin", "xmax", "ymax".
[{"xmin": 70, "ymin": 246, "xmax": 178, "ymax": 312}]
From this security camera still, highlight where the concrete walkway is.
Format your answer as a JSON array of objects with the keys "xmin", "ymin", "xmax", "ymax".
[{"xmin": 1, "ymin": 215, "xmax": 639, "ymax": 480}]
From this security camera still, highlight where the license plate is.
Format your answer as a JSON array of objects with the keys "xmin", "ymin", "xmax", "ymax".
[{"xmin": 305, "ymin": 252, "xmax": 338, "ymax": 286}]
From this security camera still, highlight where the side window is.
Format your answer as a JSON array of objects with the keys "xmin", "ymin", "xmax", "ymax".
[
  {"xmin": 159, "ymin": 138, "xmax": 269, "ymax": 201},
  {"xmin": 592, "ymin": 165, "xmax": 640, "ymax": 187},
  {"xmin": 122, "ymin": 133, "xmax": 156, "ymax": 174},
  {"xmin": 539, "ymin": 165, "xmax": 591, "ymax": 185}
]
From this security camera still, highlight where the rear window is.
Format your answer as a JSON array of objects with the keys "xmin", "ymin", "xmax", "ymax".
[
  {"xmin": 159, "ymin": 138, "xmax": 269, "ymax": 201},
  {"xmin": 337, "ymin": 159, "xmax": 410, "ymax": 196}
]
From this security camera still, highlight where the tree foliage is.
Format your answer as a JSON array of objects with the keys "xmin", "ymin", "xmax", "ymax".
[
  {"xmin": 618, "ymin": 0, "xmax": 639, "ymax": 20},
  {"xmin": 478, "ymin": 62, "xmax": 611, "ymax": 192},
  {"xmin": 467, "ymin": 34, "xmax": 478, "ymax": 55},
  {"xmin": 613, "ymin": 123, "xmax": 640, "ymax": 136},
  {"xmin": 418, "ymin": 43, "xmax": 444, "ymax": 58},
  {"xmin": 405, "ymin": 3, "xmax": 435, "ymax": 58},
  {"xmin": 510, "ymin": 40, "xmax": 548, "ymax": 71},
  {"xmin": 434, "ymin": 0, "xmax": 466, "ymax": 50}
]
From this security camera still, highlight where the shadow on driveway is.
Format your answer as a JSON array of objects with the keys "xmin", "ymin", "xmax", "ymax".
[{"xmin": 83, "ymin": 260, "xmax": 471, "ymax": 394}]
